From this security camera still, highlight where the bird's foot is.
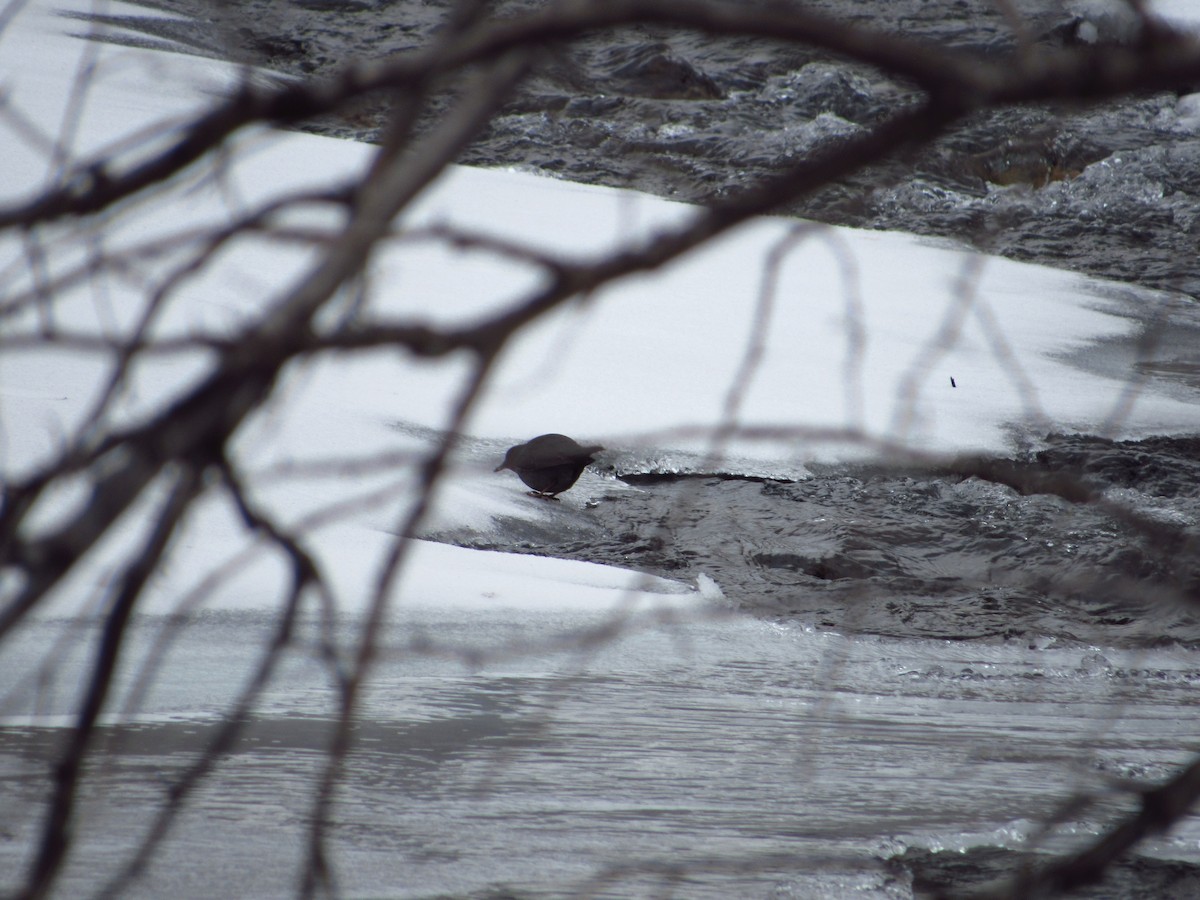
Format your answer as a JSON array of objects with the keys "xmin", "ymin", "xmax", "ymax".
[{"xmin": 528, "ymin": 491, "xmax": 561, "ymax": 501}]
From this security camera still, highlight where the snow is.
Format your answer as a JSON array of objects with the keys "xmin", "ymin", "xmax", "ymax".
[
  {"xmin": 1149, "ymin": 1, "xmax": 1200, "ymax": 29},
  {"xmin": 1072, "ymin": 1, "xmax": 1200, "ymax": 36},
  {"xmin": 1, "ymin": 0, "xmax": 1197, "ymax": 625}
]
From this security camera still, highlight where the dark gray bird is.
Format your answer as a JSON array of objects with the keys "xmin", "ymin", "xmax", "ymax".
[{"xmin": 494, "ymin": 433, "xmax": 604, "ymax": 498}]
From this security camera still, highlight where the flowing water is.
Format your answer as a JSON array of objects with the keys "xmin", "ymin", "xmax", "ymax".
[
  {"xmin": 76, "ymin": 0, "xmax": 1200, "ymax": 298},
  {"xmin": 5, "ymin": 604, "xmax": 1200, "ymax": 898},
  {"xmin": 453, "ymin": 433, "xmax": 1200, "ymax": 647},
  {"xmin": 5, "ymin": 1, "xmax": 1200, "ymax": 897}
]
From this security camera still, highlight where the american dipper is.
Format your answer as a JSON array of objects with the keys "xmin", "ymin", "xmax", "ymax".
[{"xmin": 494, "ymin": 433, "xmax": 604, "ymax": 498}]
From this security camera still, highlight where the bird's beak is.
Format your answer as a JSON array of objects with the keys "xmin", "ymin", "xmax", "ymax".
[{"xmin": 494, "ymin": 463, "xmax": 507, "ymax": 473}]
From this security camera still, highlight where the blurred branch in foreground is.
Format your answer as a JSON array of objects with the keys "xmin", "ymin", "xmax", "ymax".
[{"xmin": 3, "ymin": 1, "xmax": 1200, "ymax": 898}]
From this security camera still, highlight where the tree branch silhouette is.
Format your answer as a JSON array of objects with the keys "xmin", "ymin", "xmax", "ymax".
[{"xmin": 4, "ymin": 0, "xmax": 1200, "ymax": 897}]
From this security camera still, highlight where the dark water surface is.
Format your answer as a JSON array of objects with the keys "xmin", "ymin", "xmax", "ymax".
[
  {"xmin": 81, "ymin": 0, "xmax": 1200, "ymax": 299},
  {"xmin": 443, "ymin": 433, "xmax": 1200, "ymax": 647}
]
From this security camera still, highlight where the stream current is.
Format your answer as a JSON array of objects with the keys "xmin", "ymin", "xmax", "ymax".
[{"xmin": 5, "ymin": 1, "xmax": 1200, "ymax": 897}]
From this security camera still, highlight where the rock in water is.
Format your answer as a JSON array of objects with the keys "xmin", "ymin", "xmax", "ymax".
[{"xmin": 494, "ymin": 433, "xmax": 605, "ymax": 498}]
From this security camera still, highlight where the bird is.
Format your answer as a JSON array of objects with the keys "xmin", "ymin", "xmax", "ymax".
[{"xmin": 494, "ymin": 433, "xmax": 604, "ymax": 499}]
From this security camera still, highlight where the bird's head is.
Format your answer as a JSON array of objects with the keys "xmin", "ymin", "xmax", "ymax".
[{"xmin": 494, "ymin": 446, "xmax": 518, "ymax": 473}]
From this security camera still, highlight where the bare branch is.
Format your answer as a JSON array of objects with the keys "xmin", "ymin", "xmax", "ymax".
[
  {"xmin": 21, "ymin": 464, "xmax": 202, "ymax": 900},
  {"xmin": 5, "ymin": 1, "xmax": 1200, "ymax": 896}
]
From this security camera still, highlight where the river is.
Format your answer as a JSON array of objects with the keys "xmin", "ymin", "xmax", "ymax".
[
  {"xmin": 6, "ymin": 602, "xmax": 1200, "ymax": 897},
  {"xmin": 4, "ymin": 1, "xmax": 1200, "ymax": 897}
]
